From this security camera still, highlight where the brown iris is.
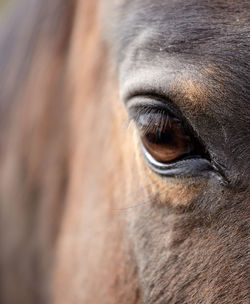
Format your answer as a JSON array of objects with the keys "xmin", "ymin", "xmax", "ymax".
[{"xmin": 137, "ymin": 111, "xmax": 194, "ymax": 163}]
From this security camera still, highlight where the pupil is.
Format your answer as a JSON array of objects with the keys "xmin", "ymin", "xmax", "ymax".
[
  {"xmin": 158, "ymin": 131, "xmax": 173, "ymax": 143},
  {"xmin": 146, "ymin": 129, "xmax": 174, "ymax": 145}
]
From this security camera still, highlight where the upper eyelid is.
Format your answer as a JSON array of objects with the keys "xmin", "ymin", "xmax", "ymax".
[
  {"xmin": 128, "ymin": 99, "xmax": 205, "ymax": 147},
  {"xmin": 126, "ymin": 94, "xmax": 206, "ymax": 140},
  {"xmin": 128, "ymin": 106, "xmax": 185, "ymax": 140},
  {"xmin": 129, "ymin": 106, "xmax": 166, "ymax": 128},
  {"xmin": 125, "ymin": 93, "xmax": 173, "ymax": 110},
  {"xmin": 126, "ymin": 94, "xmax": 184, "ymax": 121},
  {"xmin": 128, "ymin": 102, "xmax": 183, "ymax": 127},
  {"xmin": 130, "ymin": 108, "xmax": 172, "ymax": 128},
  {"xmin": 130, "ymin": 106, "xmax": 167, "ymax": 117}
]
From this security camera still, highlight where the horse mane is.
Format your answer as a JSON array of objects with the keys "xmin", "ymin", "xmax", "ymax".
[
  {"xmin": 0, "ymin": 0, "xmax": 76, "ymax": 301},
  {"xmin": 0, "ymin": 1, "xmax": 139, "ymax": 303}
]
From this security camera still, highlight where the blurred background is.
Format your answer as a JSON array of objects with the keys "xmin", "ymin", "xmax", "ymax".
[
  {"xmin": 0, "ymin": 0, "xmax": 13, "ymax": 12},
  {"xmin": 0, "ymin": 0, "xmax": 8, "ymax": 8}
]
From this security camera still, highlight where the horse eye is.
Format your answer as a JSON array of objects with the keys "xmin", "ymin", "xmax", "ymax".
[
  {"xmin": 137, "ymin": 112, "xmax": 194, "ymax": 163},
  {"xmin": 129, "ymin": 103, "xmax": 210, "ymax": 171},
  {"xmin": 129, "ymin": 104, "xmax": 227, "ymax": 181}
]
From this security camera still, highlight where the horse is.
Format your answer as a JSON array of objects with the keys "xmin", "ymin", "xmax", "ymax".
[{"xmin": 0, "ymin": 0, "xmax": 249, "ymax": 303}]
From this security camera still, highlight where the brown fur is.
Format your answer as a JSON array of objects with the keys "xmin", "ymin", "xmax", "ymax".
[{"xmin": 0, "ymin": 1, "xmax": 249, "ymax": 304}]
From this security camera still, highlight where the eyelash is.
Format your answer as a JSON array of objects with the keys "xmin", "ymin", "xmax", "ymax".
[{"xmin": 130, "ymin": 106, "xmax": 183, "ymax": 135}]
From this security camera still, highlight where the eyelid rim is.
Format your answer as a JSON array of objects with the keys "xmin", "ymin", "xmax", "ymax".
[
  {"xmin": 141, "ymin": 144, "xmax": 228, "ymax": 184},
  {"xmin": 141, "ymin": 143, "xmax": 211, "ymax": 175}
]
